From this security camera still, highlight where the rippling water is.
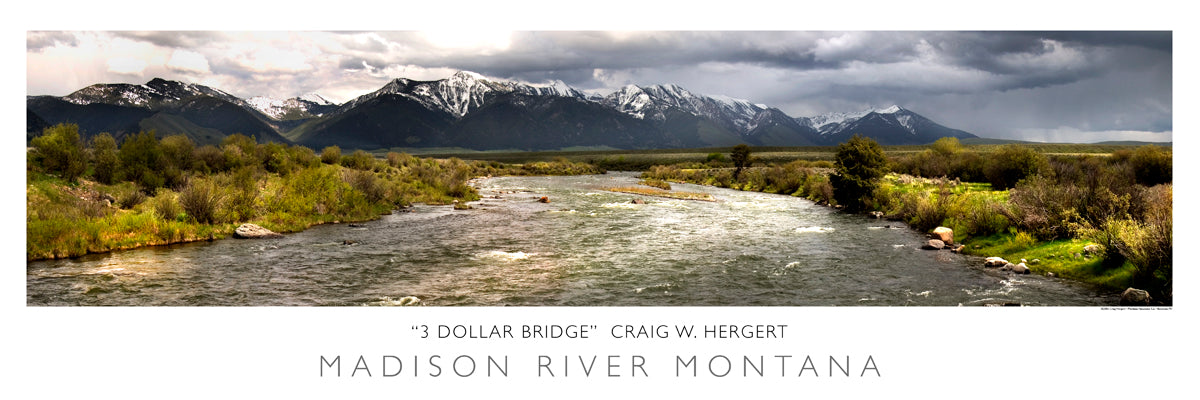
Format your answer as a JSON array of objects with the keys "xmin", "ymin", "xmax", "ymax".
[{"xmin": 26, "ymin": 173, "xmax": 1117, "ymax": 306}]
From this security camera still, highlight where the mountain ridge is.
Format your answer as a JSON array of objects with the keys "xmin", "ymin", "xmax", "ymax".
[{"xmin": 28, "ymin": 72, "xmax": 979, "ymax": 150}]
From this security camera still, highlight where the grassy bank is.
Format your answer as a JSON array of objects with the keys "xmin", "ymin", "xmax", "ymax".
[
  {"xmin": 26, "ymin": 125, "xmax": 603, "ymax": 261},
  {"xmin": 641, "ymin": 139, "xmax": 1172, "ymax": 302}
]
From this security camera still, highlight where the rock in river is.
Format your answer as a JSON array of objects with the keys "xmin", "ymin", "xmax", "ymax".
[
  {"xmin": 1119, "ymin": 288, "xmax": 1152, "ymax": 306},
  {"xmin": 923, "ymin": 239, "xmax": 946, "ymax": 250},
  {"xmin": 234, "ymin": 223, "xmax": 283, "ymax": 239},
  {"xmin": 983, "ymin": 257, "xmax": 1009, "ymax": 268},
  {"xmin": 932, "ymin": 226, "xmax": 954, "ymax": 244}
]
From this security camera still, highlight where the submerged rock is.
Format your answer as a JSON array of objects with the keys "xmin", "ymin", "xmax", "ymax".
[
  {"xmin": 233, "ymin": 223, "xmax": 282, "ymax": 239},
  {"xmin": 631, "ymin": 199, "xmax": 645, "ymax": 205},
  {"xmin": 1120, "ymin": 288, "xmax": 1152, "ymax": 306}
]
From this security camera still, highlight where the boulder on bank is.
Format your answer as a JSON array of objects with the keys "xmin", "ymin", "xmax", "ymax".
[
  {"xmin": 1011, "ymin": 263, "xmax": 1030, "ymax": 274},
  {"xmin": 923, "ymin": 239, "xmax": 946, "ymax": 250},
  {"xmin": 1120, "ymin": 288, "xmax": 1152, "ymax": 306},
  {"xmin": 932, "ymin": 227, "xmax": 954, "ymax": 244},
  {"xmin": 1083, "ymin": 244, "xmax": 1101, "ymax": 255},
  {"xmin": 869, "ymin": 211, "xmax": 884, "ymax": 219},
  {"xmin": 984, "ymin": 257, "xmax": 1009, "ymax": 268},
  {"xmin": 234, "ymin": 223, "xmax": 283, "ymax": 239}
]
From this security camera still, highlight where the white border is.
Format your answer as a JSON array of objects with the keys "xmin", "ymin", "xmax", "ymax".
[{"xmin": 7, "ymin": 1, "xmax": 1193, "ymax": 398}]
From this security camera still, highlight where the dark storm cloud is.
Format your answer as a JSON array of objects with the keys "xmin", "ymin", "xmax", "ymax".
[
  {"xmin": 26, "ymin": 30, "xmax": 1171, "ymax": 142},
  {"xmin": 110, "ymin": 31, "xmax": 227, "ymax": 48},
  {"xmin": 26, "ymin": 31, "xmax": 78, "ymax": 51}
]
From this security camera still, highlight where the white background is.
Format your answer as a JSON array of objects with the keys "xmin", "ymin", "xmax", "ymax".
[{"xmin": 5, "ymin": 1, "xmax": 1194, "ymax": 398}]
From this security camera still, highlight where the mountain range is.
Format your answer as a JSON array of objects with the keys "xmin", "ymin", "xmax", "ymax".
[{"xmin": 26, "ymin": 71, "xmax": 976, "ymax": 150}]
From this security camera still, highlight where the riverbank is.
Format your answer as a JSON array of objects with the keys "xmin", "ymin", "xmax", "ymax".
[
  {"xmin": 30, "ymin": 173, "xmax": 1117, "ymax": 306},
  {"xmin": 640, "ymin": 165, "xmax": 1137, "ymax": 293},
  {"xmin": 26, "ymin": 127, "xmax": 604, "ymax": 261}
]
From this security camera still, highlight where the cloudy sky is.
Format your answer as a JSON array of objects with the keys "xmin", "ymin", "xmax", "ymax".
[{"xmin": 26, "ymin": 30, "xmax": 1172, "ymax": 143}]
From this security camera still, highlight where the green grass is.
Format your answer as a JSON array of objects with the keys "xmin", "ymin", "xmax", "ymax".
[{"xmin": 962, "ymin": 233, "xmax": 1134, "ymax": 289}]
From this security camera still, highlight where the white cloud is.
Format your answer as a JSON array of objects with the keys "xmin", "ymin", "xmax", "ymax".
[
  {"xmin": 233, "ymin": 47, "xmax": 313, "ymax": 73},
  {"xmin": 1010, "ymin": 127, "xmax": 1172, "ymax": 143},
  {"xmin": 166, "ymin": 49, "xmax": 211, "ymax": 73},
  {"xmin": 106, "ymin": 57, "xmax": 148, "ymax": 75}
]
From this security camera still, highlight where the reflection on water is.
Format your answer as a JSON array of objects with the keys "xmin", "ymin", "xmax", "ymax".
[{"xmin": 27, "ymin": 172, "xmax": 1118, "ymax": 306}]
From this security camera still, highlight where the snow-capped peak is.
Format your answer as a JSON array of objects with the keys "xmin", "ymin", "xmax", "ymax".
[
  {"xmin": 298, "ymin": 93, "xmax": 333, "ymax": 105},
  {"xmin": 878, "ymin": 105, "xmax": 903, "ymax": 114}
]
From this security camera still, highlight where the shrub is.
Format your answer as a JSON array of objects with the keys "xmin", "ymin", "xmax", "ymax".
[
  {"xmin": 119, "ymin": 131, "xmax": 166, "ymax": 192},
  {"xmin": 262, "ymin": 142, "xmax": 293, "ymax": 175},
  {"xmin": 342, "ymin": 150, "xmax": 377, "ymax": 171},
  {"xmin": 321, "ymin": 146, "xmax": 342, "ymax": 165},
  {"xmin": 1002, "ymin": 175, "xmax": 1081, "ymax": 240},
  {"xmin": 948, "ymin": 192, "xmax": 1010, "ymax": 238},
  {"xmin": 931, "ymin": 137, "xmax": 963, "ymax": 156},
  {"xmin": 387, "ymin": 152, "xmax": 416, "ymax": 168},
  {"xmin": 160, "ymin": 135, "xmax": 196, "ymax": 172},
  {"xmin": 91, "ymin": 132, "xmax": 120, "ymax": 184},
  {"xmin": 1078, "ymin": 184, "xmax": 1171, "ymax": 293},
  {"xmin": 30, "ymin": 123, "xmax": 88, "ymax": 182},
  {"xmin": 117, "ymin": 190, "xmax": 147, "ymax": 209},
  {"xmin": 831, "ymin": 134, "xmax": 887, "ymax": 212},
  {"xmin": 913, "ymin": 185, "xmax": 952, "ymax": 232},
  {"xmin": 220, "ymin": 166, "xmax": 260, "ymax": 223},
  {"xmin": 984, "ymin": 145, "xmax": 1046, "ymax": 189},
  {"xmin": 178, "ymin": 178, "xmax": 225, "ymax": 224},
  {"xmin": 343, "ymin": 169, "xmax": 387, "ymax": 204},
  {"xmin": 731, "ymin": 144, "xmax": 751, "ymax": 178},
  {"xmin": 804, "ymin": 175, "xmax": 835, "ymax": 205},
  {"xmin": 288, "ymin": 145, "xmax": 320, "ymax": 169},
  {"xmin": 151, "ymin": 189, "xmax": 181, "ymax": 221},
  {"xmin": 193, "ymin": 145, "xmax": 227, "ymax": 173},
  {"xmin": 639, "ymin": 178, "xmax": 672, "ymax": 190},
  {"xmin": 1128, "ymin": 145, "xmax": 1171, "ymax": 186}
]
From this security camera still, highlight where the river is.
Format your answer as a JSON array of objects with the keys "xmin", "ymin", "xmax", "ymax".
[{"xmin": 26, "ymin": 172, "xmax": 1117, "ymax": 306}]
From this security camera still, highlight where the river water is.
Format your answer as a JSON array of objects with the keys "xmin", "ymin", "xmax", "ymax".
[{"xmin": 26, "ymin": 172, "xmax": 1117, "ymax": 306}]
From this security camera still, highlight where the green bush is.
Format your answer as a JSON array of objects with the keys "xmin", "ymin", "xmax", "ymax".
[
  {"xmin": 831, "ymin": 135, "xmax": 887, "ymax": 212},
  {"xmin": 220, "ymin": 166, "xmax": 261, "ymax": 223},
  {"xmin": 178, "ymin": 178, "xmax": 225, "ymax": 224},
  {"xmin": 321, "ymin": 146, "xmax": 342, "ymax": 165},
  {"xmin": 343, "ymin": 169, "xmax": 387, "ymax": 204},
  {"xmin": 119, "ymin": 131, "xmax": 166, "ymax": 192},
  {"xmin": 639, "ymin": 178, "xmax": 672, "ymax": 190},
  {"xmin": 1002, "ymin": 175, "xmax": 1081, "ymax": 240},
  {"xmin": 90, "ymin": 132, "xmax": 120, "ymax": 184},
  {"xmin": 1128, "ymin": 145, "xmax": 1171, "ymax": 186},
  {"xmin": 984, "ymin": 145, "xmax": 1047, "ymax": 189},
  {"xmin": 731, "ymin": 144, "xmax": 751, "ymax": 178},
  {"xmin": 30, "ymin": 123, "xmax": 88, "ymax": 182},
  {"xmin": 193, "ymin": 145, "xmax": 227, "ymax": 173},
  {"xmin": 150, "ymin": 189, "xmax": 181, "ymax": 221},
  {"xmin": 117, "ymin": 190, "xmax": 147, "ymax": 209},
  {"xmin": 342, "ymin": 150, "xmax": 377, "ymax": 171},
  {"xmin": 160, "ymin": 135, "xmax": 196, "ymax": 172}
]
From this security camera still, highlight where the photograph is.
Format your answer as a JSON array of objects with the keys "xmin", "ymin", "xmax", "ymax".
[
  {"xmin": 25, "ymin": 31, "xmax": 1172, "ymax": 307},
  {"xmin": 8, "ymin": 3, "xmax": 1190, "ymax": 397}
]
